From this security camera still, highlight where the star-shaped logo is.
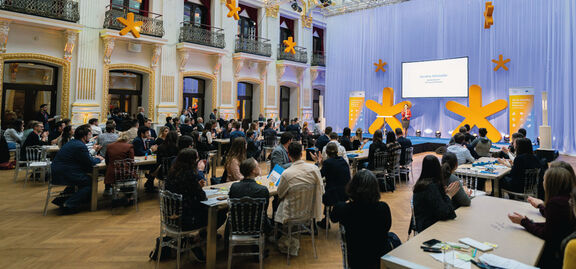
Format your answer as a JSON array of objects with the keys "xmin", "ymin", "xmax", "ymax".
[
  {"xmin": 492, "ymin": 54, "xmax": 510, "ymax": 71},
  {"xmin": 374, "ymin": 59, "xmax": 387, "ymax": 72},
  {"xmin": 283, "ymin": 37, "xmax": 296, "ymax": 54},
  {"xmin": 116, "ymin": 12, "xmax": 143, "ymax": 38},
  {"xmin": 446, "ymin": 85, "xmax": 508, "ymax": 142},
  {"xmin": 484, "ymin": 1, "xmax": 494, "ymax": 29},
  {"xmin": 366, "ymin": 87, "xmax": 411, "ymax": 134},
  {"xmin": 226, "ymin": 0, "xmax": 241, "ymax": 20}
]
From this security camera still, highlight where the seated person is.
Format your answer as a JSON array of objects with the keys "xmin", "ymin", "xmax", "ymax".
[
  {"xmin": 500, "ymin": 138, "xmax": 542, "ymax": 193},
  {"xmin": 122, "ymin": 119, "xmax": 139, "ymax": 143},
  {"xmin": 274, "ymin": 142, "xmax": 323, "ymax": 226},
  {"xmin": 331, "ymin": 170, "xmax": 395, "ymax": 269},
  {"xmin": 96, "ymin": 124, "xmax": 119, "ymax": 157},
  {"xmin": 270, "ymin": 132, "xmax": 293, "ymax": 170},
  {"xmin": 229, "ymin": 158, "xmax": 271, "ymax": 232},
  {"xmin": 339, "ymin": 127, "xmax": 353, "ymax": 151},
  {"xmin": 48, "ymin": 121, "xmax": 65, "ymax": 145},
  {"xmin": 229, "ymin": 122, "xmax": 246, "ymax": 141},
  {"xmin": 224, "ymin": 137, "xmax": 247, "ymax": 182},
  {"xmin": 314, "ymin": 126, "xmax": 332, "ymax": 152},
  {"xmin": 367, "ymin": 130, "xmax": 386, "ymax": 170},
  {"xmin": 563, "ymin": 187, "xmax": 576, "ymax": 268},
  {"xmin": 351, "ymin": 128, "xmax": 367, "ymax": 150},
  {"xmin": 463, "ymin": 124, "xmax": 475, "ymax": 144},
  {"xmin": 317, "ymin": 143, "xmax": 351, "ymax": 229},
  {"xmin": 385, "ymin": 131, "xmax": 401, "ymax": 169},
  {"xmin": 509, "ymin": 167, "xmax": 574, "ymax": 268},
  {"xmin": 89, "ymin": 118, "xmax": 102, "ymax": 136},
  {"xmin": 179, "ymin": 118, "xmax": 195, "ymax": 137},
  {"xmin": 51, "ymin": 125, "xmax": 104, "ymax": 214},
  {"xmin": 395, "ymin": 128, "xmax": 412, "ymax": 165},
  {"xmin": 132, "ymin": 126, "xmax": 158, "ymax": 192},
  {"xmin": 246, "ymin": 130, "xmax": 262, "ymax": 160},
  {"xmin": 21, "ymin": 121, "xmax": 50, "ymax": 160},
  {"xmin": 4, "ymin": 119, "xmax": 24, "ymax": 149},
  {"xmin": 499, "ymin": 132, "xmax": 524, "ymax": 160},
  {"xmin": 446, "ymin": 133, "xmax": 475, "ymax": 165},
  {"xmin": 471, "ymin": 128, "xmax": 492, "ymax": 157},
  {"xmin": 411, "ymin": 155, "xmax": 459, "ymax": 233},
  {"xmin": 104, "ymin": 132, "xmax": 134, "ymax": 196},
  {"xmin": 285, "ymin": 118, "xmax": 301, "ymax": 141},
  {"xmin": 154, "ymin": 126, "xmax": 169, "ymax": 146},
  {"xmin": 448, "ymin": 126, "xmax": 468, "ymax": 145},
  {"xmin": 441, "ymin": 152, "xmax": 471, "ymax": 208},
  {"xmin": 262, "ymin": 122, "xmax": 277, "ymax": 138},
  {"xmin": 321, "ymin": 132, "xmax": 349, "ymax": 164}
]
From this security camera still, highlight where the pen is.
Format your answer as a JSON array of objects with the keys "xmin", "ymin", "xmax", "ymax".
[{"xmin": 472, "ymin": 248, "xmax": 477, "ymax": 258}]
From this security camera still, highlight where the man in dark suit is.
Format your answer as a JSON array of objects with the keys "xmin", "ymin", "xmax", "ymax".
[
  {"xmin": 51, "ymin": 125, "xmax": 103, "ymax": 214},
  {"xmin": 315, "ymin": 126, "xmax": 332, "ymax": 152},
  {"xmin": 196, "ymin": 117, "xmax": 205, "ymax": 132},
  {"xmin": 270, "ymin": 132, "xmax": 293, "ymax": 169},
  {"xmin": 395, "ymin": 128, "xmax": 413, "ymax": 165},
  {"xmin": 262, "ymin": 122, "xmax": 277, "ymax": 138},
  {"xmin": 317, "ymin": 143, "xmax": 351, "ymax": 229},
  {"xmin": 164, "ymin": 116, "xmax": 175, "ymax": 131},
  {"xmin": 144, "ymin": 119, "xmax": 157, "ymax": 139},
  {"xmin": 133, "ymin": 126, "xmax": 158, "ymax": 192},
  {"xmin": 136, "ymin": 107, "xmax": 146, "ymax": 127},
  {"xmin": 48, "ymin": 121, "xmax": 65, "ymax": 144},
  {"xmin": 21, "ymin": 121, "xmax": 50, "ymax": 160},
  {"xmin": 179, "ymin": 118, "xmax": 195, "ymax": 136},
  {"xmin": 285, "ymin": 118, "xmax": 301, "ymax": 141}
]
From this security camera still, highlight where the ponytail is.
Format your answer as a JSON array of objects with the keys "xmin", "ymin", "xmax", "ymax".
[{"xmin": 441, "ymin": 152, "xmax": 459, "ymax": 186}]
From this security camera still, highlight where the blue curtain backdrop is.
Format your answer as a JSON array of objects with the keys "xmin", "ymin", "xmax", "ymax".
[{"xmin": 325, "ymin": 0, "xmax": 576, "ymax": 155}]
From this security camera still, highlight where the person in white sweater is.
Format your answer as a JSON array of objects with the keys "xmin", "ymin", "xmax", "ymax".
[{"xmin": 4, "ymin": 119, "xmax": 24, "ymax": 149}]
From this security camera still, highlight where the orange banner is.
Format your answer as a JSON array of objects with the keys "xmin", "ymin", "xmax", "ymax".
[{"xmin": 349, "ymin": 91, "xmax": 365, "ymax": 130}]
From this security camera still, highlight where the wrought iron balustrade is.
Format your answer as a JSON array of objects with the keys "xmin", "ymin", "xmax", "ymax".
[
  {"xmin": 179, "ymin": 22, "xmax": 225, "ymax": 49},
  {"xmin": 311, "ymin": 51, "xmax": 325, "ymax": 66},
  {"xmin": 103, "ymin": 4, "xmax": 164, "ymax": 38},
  {"xmin": 0, "ymin": 0, "xmax": 79, "ymax": 23},
  {"xmin": 278, "ymin": 45, "xmax": 308, "ymax": 64},
  {"xmin": 235, "ymin": 35, "xmax": 272, "ymax": 57}
]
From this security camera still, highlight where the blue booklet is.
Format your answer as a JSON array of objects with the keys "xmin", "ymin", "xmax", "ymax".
[{"xmin": 268, "ymin": 164, "xmax": 285, "ymax": 186}]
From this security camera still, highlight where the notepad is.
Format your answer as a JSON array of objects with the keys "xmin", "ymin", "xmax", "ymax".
[{"xmin": 459, "ymin": 238, "xmax": 493, "ymax": 252}]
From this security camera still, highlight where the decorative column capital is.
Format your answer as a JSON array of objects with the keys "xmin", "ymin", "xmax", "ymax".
[
  {"xmin": 259, "ymin": 62, "xmax": 269, "ymax": 81},
  {"xmin": 234, "ymin": 58, "xmax": 245, "ymax": 78},
  {"xmin": 177, "ymin": 47, "xmax": 190, "ymax": 71},
  {"xmin": 63, "ymin": 29, "xmax": 79, "ymax": 61},
  {"xmin": 213, "ymin": 55, "xmax": 223, "ymax": 76},
  {"xmin": 101, "ymin": 35, "xmax": 115, "ymax": 64},
  {"xmin": 151, "ymin": 44, "xmax": 162, "ymax": 69},
  {"xmin": 0, "ymin": 19, "xmax": 11, "ymax": 53},
  {"xmin": 301, "ymin": 15, "xmax": 313, "ymax": 28},
  {"xmin": 276, "ymin": 63, "xmax": 286, "ymax": 82},
  {"xmin": 265, "ymin": 4, "xmax": 279, "ymax": 18}
]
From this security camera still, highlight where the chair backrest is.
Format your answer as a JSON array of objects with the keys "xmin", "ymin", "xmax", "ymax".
[
  {"xmin": 339, "ymin": 225, "xmax": 349, "ymax": 269},
  {"xmin": 264, "ymin": 135, "xmax": 277, "ymax": 148},
  {"xmin": 159, "ymin": 156, "xmax": 176, "ymax": 181},
  {"xmin": 403, "ymin": 147, "xmax": 414, "ymax": 166},
  {"xmin": 284, "ymin": 183, "xmax": 316, "ymax": 222},
  {"xmin": 25, "ymin": 146, "xmax": 46, "ymax": 162},
  {"xmin": 523, "ymin": 168, "xmax": 540, "ymax": 196},
  {"xmin": 373, "ymin": 150, "xmax": 388, "ymax": 171},
  {"xmin": 409, "ymin": 197, "xmax": 418, "ymax": 236},
  {"xmin": 113, "ymin": 158, "xmax": 139, "ymax": 183},
  {"xmin": 228, "ymin": 197, "xmax": 267, "ymax": 236},
  {"xmin": 159, "ymin": 190, "xmax": 184, "ymax": 232},
  {"xmin": 455, "ymin": 172, "xmax": 479, "ymax": 194},
  {"xmin": 390, "ymin": 149, "xmax": 401, "ymax": 172}
]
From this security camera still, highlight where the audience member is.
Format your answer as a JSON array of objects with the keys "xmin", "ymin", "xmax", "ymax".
[
  {"xmin": 144, "ymin": 119, "xmax": 157, "ymax": 139},
  {"xmin": 518, "ymin": 128, "xmax": 527, "ymax": 138},
  {"xmin": 500, "ymin": 132, "xmax": 524, "ymax": 160},
  {"xmin": 179, "ymin": 109, "xmax": 188, "ymax": 124},
  {"xmin": 51, "ymin": 125, "xmax": 103, "ymax": 214},
  {"xmin": 562, "ymin": 187, "xmax": 576, "ymax": 268},
  {"xmin": 317, "ymin": 143, "xmax": 350, "ymax": 229},
  {"xmin": 500, "ymin": 138, "xmax": 542, "ymax": 193},
  {"xmin": 301, "ymin": 121, "xmax": 313, "ymax": 147},
  {"xmin": 411, "ymin": 155, "xmax": 459, "ymax": 233},
  {"xmin": 132, "ymin": 126, "xmax": 158, "ymax": 157},
  {"xmin": 508, "ymin": 166, "xmax": 574, "ymax": 268},
  {"xmin": 270, "ymin": 132, "xmax": 293, "ymax": 170},
  {"xmin": 224, "ymin": 137, "xmax": 247, "ymax": 182},
  {"xmin": 57, "ymin": 126, "xmax": 74, "ymax": 148},
  {"xmin": 339, "ymin": 127, "xmax": 353, "ymax": 151},
  {"xmin": 470, "ymin": 127, "xmax": 492, "ymax": 157},
  {"xmin": 246, "ymin": 130, "xmax": 262, "ymax": 160},
  {"xmin": 21, "ymin": 120, "xmax": 38, "ymax": 143},
  {"xmin": 395, "ymin": 128, "xmax": 412, "ymax": 165},
  {"xmin": 196, "ymin": 117, "xmax": 205, "ymax": 132},
  {"xmin": 262, "ymin": 121, "xmax": 277, "ymax": 138},
  {"xmin": 441, "ymin": 152, "xmax": 471, "ymax": 208},
  {"xmin": 178, "ymin": 135, "xmax": 194, "ymax": 151},
  {"xmin": 321, "ymin": 132, "xmax": 349, "ymax": 164},
  {"xmin": 448, "ymin": 126, "xmax": 468, "ymax": 145},
  {"xmin": 330, "ymin": 170, "xmax": 394, "ymax": 269},
  {"xmin": 103, "ymin": 132, "xmax": 134, "ymax": 195},
  {"xmin": 96, "ymin": 124, "xmax": 118, "ymax": 157},
  {"xmin": 123, "ymin": 119, "xmax": 139, "ymax": 143},
  {"xmin": 229, "ymin": 122, "xmax": 246, "ymax": 140},
  {"xmin": 89, "ymin": 118, "xmax": 102, "ymax": 136},
  {"xmin": 447, "ymin": 133, "xmax": 475, "ymax": 165},
  {"xmin": 21, "ymin": 121, "xmax": 49, "ymax": 160},
  {"xmin": 154, "ymin": 126, "xmax": 169, "ymax": 145},
  {"xmin": 286, "ymin": 118, "xmax": 301, "ymax": 141},
  {"xmin": 315, "ymin": 126, "xmax": 332, "ymax": 152},
  {"xmin": 463, "ymin": 124, "xmax": 475, "ymax": 144},
  {"xmin": 164, "ymin": 116, "xmax": 175, "ymax": 131},
  {"xmin": 367, "ymin": 130, "xmax": 386, "ymax": 170},
  {"xmin": 180, "ymin": 118, "xmax": 194, "ymax": 136},
  {"xmin": 49, "ymin": 121, "xmax": 65, "ymax": 144},
  {"xmin": 351, "ymin": 128, "xmax": 366, "ymax": 150},
  {"xmin": 209, "ymin": 109, "xmax": 218, "ymax": 121},
  {"xmin": 4, "ymin": 119, "xmax": 24, "ymax": 149}
]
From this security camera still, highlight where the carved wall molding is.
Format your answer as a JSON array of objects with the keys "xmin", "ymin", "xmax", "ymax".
[
  {"xmin": 0, "ymin": 20, "xmax": 11, "ymax": 53},
  {"xmin": 63, "ymin": 30, "xmax": 78, "ymax": 61},
  {"xmin": 151, "ymin": 44, "xmax": 162, "ymax": 68},
  {"xmin": 101, "ymin": 35, "xmax": 115, "ymax": 64},
  {"xmin": 177, "ymin": 47, "xmax": 190, "ymax": 71},
  {"xmin": 213, "ymin": 55, "xmax": 222, "ymax": 76}
]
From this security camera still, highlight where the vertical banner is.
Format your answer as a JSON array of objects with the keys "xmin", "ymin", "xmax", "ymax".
[
  {"xmin": 509, "ymin": 88, "xmax": 536, "ymax": 140},
  {"xmin": 349, "ymin": 91, "xmax": 365, "ymax": 130}
]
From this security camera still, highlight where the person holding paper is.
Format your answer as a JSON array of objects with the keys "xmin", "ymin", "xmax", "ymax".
[
  {"xmin": 508, "ymin": 166, "xmax": 574, "ymax": 268},
  {"xmin": 270, "ymin": 132, "xmax": 293, "ymax": 170}
]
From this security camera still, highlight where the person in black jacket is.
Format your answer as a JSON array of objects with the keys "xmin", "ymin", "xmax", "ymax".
[
  {"xmin": 246, "ymin": 130, "xmax": 262, "ymax": 160},
  {"xmin": 133, "ymin": 126, "xmax": 158, "ymax": 192},
  {"xmin": 21, "ymin": 121, "xmax": 50, "ymax": 160},
  {"xmin": 339, "ymin": 127, "xmax": 353, "ymax": 151},
  {"xmin": 330, "ymin": 170, "xmax": 396, "ymax": 269},
  {"xmin": 315, "ymin": 126, "xmax": 332, "ymax": 152},
  {"xmin": 156, "ymin": 131, "xmax": 179, "ymax": 179},
  {"xmin": 500, "ymin": 138, "xmax": 542, "ymax": 193},
  {"xmin": 285, "ymin": 118, "xmax": 301, "ymax": 141},
  {"xmin": 412, "ymin": 155, "xmax": 459, "ymax": 233},
  {"xmin": 367, "ymin": 130, "xmax": 387, "ymax": 170},
  {"xmin": 317, "ymin": 143, "xmax": 351, "ymax": 229},
  {"xmin": 395, "ymin": 128, "xmax": 412, "ymax": 165}
]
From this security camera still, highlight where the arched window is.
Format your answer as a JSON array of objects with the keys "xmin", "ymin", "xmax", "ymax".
[
  {"xmin": 183, "ymin": 77, "xmax": 206, "ymax": 118},
  {"xmin": 109, "ymin": 70, "xmax": 143, "ymax": 116}
]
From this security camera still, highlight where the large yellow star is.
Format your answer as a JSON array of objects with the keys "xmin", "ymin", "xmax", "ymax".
[
  {"xmin": 374, "ymin": 59, "xmax": 387, "ymax": 72},
  {"xmin": 484, "ymin": 1, "xmax": 494, "ymax": 29},
  {"xmin": 116, "ymin": 12, "xmax": 143, "ymax": 38},
  {"xmin": 283, "ymin": 37, "xmax": 296, "ymax": 54},
  {"xmin": 226, "ymin": 0, "xmax": 241, "ymax": 20},
  {"xmin": 446, "ymin": 85, "xmax": 508, "ymax": 142},
  {"xmin": 492, "ymin": 54, "xmax": 510, "ymax": 71},
  {"xmin": 366, "ymin": 87, "xmax": 411, "ymax": 134}
]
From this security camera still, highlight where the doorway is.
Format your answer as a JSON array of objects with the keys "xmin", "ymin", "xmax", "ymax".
[
  {"xmin": 183, "ymin": 77, "xmax": 206, "ymax": 118},
  {"xmin": 279, "ymin": 86, "xmax": 290, "ymax": 120},
  {"xmin": 2, "ymin": 62, "xmax": 58, "ymax": 128},
  {"xmin": 108, "ymin": 70, "xmax": 143, "ymax": 117},
  {"xmin": 237, "ymin": 82, "xmax": 253, "ymax": 120}
]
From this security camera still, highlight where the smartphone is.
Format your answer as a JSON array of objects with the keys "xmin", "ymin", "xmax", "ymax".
[{"xmin": 422, "ymin": 239, "xmax": 442, "ymax": 247}]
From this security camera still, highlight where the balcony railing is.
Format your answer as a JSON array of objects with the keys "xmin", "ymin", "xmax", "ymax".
[
  {"xmin": 0, "ymin": 0, "xmax": 79, "ymax": 23},
  {"xmin": 179, "ymin": 22, "xmax": 225, "ymax": 49},
  {"xmin": 235, "ymin": 35, "xmax": 272, "ymax": 57},
  {"xmin": 103, "ymin": 4, "xmax": 164, "ymax": 38},
  {"xmin": 278, "ymin": 45, "xmax": 308, "ymax": 64},
  {"xmin": 311, "ymin": 51, "xmax": 325, "ymax": 66}
]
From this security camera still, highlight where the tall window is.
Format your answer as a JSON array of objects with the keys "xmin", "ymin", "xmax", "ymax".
[
  {"xmin": 280, "ymin": 86, "xmax": 290, "ymax": 120},
  {"xmin": 238, "ymin": 4, "xmax": 257, "ymax": 39},
  {"xmin": 2, "ymin": 62, "xmax": 58, "ymax": 127},
  {"xmin": 313, "ymin": 89, "xmax": 322, "ymax": 120},
  {"xmin": 280, "ymin": 17, "xmax": 294, "ymax": 43},
  {"xmin": 184, "ymin": 2, "xmax": 207, "ymax": 26},
  {"xmin": 108, "ymin": 71, "xmax": 143, "ymax": 116},
  {"xmin": 237, "ymin": 82, "xmax": 253, "ymax": 120},
  {"xmin": 183, "ymin": 77, "xmax": 205, "ymax": 117},
  {"xmin": 111, "ymin": 0, "xmax": 148, "ymax": 14},
  {"xmin": 313, "ymin": 27, "xmax": 324, "ymax": 54}
]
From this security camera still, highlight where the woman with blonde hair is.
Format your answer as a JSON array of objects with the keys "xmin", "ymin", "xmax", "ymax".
[{"xmin": 223, "ymin": 137, "xmax": 247, "ymax": 182}]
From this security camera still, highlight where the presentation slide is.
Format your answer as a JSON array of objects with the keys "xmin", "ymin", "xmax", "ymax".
[{"xmin": 402, "ymin": 57, "xmax": 469, "ymax": 98}]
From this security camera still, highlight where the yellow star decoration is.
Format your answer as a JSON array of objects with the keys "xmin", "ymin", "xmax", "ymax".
[
  {"xmin": 374, "ymin": 59, "xmax": 387, "ymax": 72},
  {"xmin": 116, "ymin": 12, "xmax": 143, "ymax": 38},
  {"xmin": 492, "ymin": 54, "xmax": 510, "ymax": 71},
  {"xmin": 366, "ymin": 87, "xmax": 411, "ymax": 134},
  {"xmin": 446, "ymin": 85, "xmax": 508, "ymax": 142},
  {"xmin": 226, "ymin": 0, "xmax": 241, "ymax": 20},
  {"xmin": 283, "ymin": 37, "xmax": 296, "ymax": 54},
  {"xmin": 484, "ymin": 1, "xmax": 494, "ymax": 29}
]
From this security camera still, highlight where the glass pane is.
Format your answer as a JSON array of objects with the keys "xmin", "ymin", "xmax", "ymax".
[
  {"xmin": 111, "ymin": 0, "xmax": 124, "ymax": 8},
  {"xmin": 194, "ymin": 7, "xmax": 203, "ymax": 25},
  {"xmin": 128, "ymin": 0, "xmax": 143, "ymax": 11},
  {"xmin": 313, "ymin": 89, "xmax": 320, "ymax": 100},
  {"xmin": 184, "ymin": 77, "xmax": 204, "ymax": 94},
  {"xmin": 3, "ymin": 89, "xmax": 25, "ymax": 121},
  {"xmin": 110, "ymin": 71, "xmax": 141, "ymax": 91},
  {"xmin": 34, "ymin": 91, "xmax": 52, "ymax": 112},
  {"xmin": 3, "ymin": 63, "xmax": 54, "ymax": 85},
  {"xmin": 184, "ymin": 4, "xmax": 192, "ymax": 22}
]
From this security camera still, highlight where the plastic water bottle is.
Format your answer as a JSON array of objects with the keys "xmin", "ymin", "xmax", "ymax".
[{"xmin": 145, "ymin": 152, "xmax": 148, "ymax": 160}]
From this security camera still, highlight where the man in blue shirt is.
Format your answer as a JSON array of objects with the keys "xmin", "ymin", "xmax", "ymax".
[
  {"xmin": 51, "ymin": 125, "xmax": 103, "ymax": 214},
  {"xmin": 229, "ymin": 122, "xmax": 246, "ymax": 141}
]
